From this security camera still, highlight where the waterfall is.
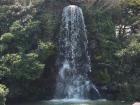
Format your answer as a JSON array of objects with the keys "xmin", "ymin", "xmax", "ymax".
[{"xmin": 55, "ymin": 5, "xmax": 100, "ymax": 100}]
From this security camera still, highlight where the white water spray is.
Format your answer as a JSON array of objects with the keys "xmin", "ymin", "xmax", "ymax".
[{"xmin": 55, "ymin": 5, "xmax": 100, "ymax": 100}]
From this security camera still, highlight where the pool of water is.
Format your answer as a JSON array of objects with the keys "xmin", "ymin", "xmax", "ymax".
[{"xmin": 9, "ymin": 99, "xmax": 132, "ymax": 105}]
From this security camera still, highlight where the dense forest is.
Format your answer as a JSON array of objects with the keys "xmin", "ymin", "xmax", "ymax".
[{"xmin": 0, "ymin": 0, "xmax": 140, "ymax": 105}]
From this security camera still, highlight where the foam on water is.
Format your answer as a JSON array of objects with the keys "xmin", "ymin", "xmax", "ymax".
[{"xmin": 48, "ymin": 99, "xmax": 107, "ymax": 103}]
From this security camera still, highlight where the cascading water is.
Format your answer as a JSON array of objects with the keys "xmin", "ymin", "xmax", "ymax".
[{"xmin": 55, "ymin": 5, "xmax": 100, "ymax": 100}]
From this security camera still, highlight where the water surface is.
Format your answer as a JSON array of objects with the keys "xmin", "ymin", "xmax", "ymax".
[{"xmin": 10, "ymin": 100, "xmax": 132, "ymax": 105}]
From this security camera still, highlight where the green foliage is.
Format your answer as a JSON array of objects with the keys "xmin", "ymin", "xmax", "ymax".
[
  {"xmin": 0, "ymin": 6, "xmax": 11, "ymax": 35},
  {"xmin": 0, "ymin": 84, "xmax": 9, "ymax": 97},
  {"xmin": 0, "ymin": 44, "xmax": 7, "ymax": 54},
  {"xmin": 0, "ymin": 64, "xmax": 10, "ymax": 78},
  {"xmin": 116, "ymin": 38, "xmax": 140, "ymax": 57},
  {"xmin": 94, "ymin": 11, "xmax": 118, "ymax": 62},
  {"xmin": 96, "ymin": 69, "xmax": 111, "ymax": 85},
  {"xmin": 117, "ymin": 0, "xmax": 140, "ymax": 40},
  {"xmin": 9, "ymin": 20, "xmax": 40, "ymax": 52},
  {"xmin": 127, "ymin": 0, "xmax": 140, "ymax": 6},
  {"xmin": 85, "ymin": 7, "xmax": 119, "ymax": 64},
  {"xmin": 9, "ymin": 21, "xmax": 23, "ymax": 33},
  {"xmin": 1, "ymin": 53, "xmax": 44, "ymax": 80},
  {"xmin": 85, "ymin": 1, "xmax": 140, "ymax": 100},
  {"xmin": 41, "ymin": 11, "xmax": 55, "ymax": 35},
  {"xmin": 37, "ymin": 41, "xmax": 55, "ymax": 62},
  {"xmin": 0, "ymin": 84, "xmax": 8, "ymax": 105},
  {"xmin": 39, "ymin": 10, "xmax": 58, "ymax": 41},
  {"xmin": 0, "ymin": 0, "xmax": 57, "ymax": 102},
  {"xmin": 0, "ymin": 33, "xmax": 14, "ymax": 43}
]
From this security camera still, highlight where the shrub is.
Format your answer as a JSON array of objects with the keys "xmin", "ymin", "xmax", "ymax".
[
  {"xmin": 0, "ymin": 33, "xmax": 14, "ymax": 43},
  {"xmin": 37, "ymin": 41, "xmax": 55, "ymax": 62},
  {"xmin": 0, "ymin": 84, "xmax": 8, "ymax": 105},
  {"xmin": 1, "ymin": 53, "xmax": 45, "ymax": 80}
]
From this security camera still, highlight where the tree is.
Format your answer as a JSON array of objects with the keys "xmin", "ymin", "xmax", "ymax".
[{"xmin": 1, "ymin": 53, "xmax": 44, "ymax": 80}]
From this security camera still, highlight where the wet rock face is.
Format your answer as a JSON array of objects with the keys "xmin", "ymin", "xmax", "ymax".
[{"xmin": 68, "ymin": 0, "xmax": 96, "ymax": 6}]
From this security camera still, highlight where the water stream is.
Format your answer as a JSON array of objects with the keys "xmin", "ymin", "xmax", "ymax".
[{"xmin": 55, "ymin": 5, "xmax": 100, "ymax": 99}]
